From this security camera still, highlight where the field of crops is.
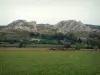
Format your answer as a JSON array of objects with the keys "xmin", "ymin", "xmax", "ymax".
[{"xmin": 0, "ymin": 49, "xmax": 100, "ymax": 75}]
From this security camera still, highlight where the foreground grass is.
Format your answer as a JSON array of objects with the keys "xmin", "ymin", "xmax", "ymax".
[{"xmin": 0, "ymin": 50, "xmax": 100, "ymax": 75}]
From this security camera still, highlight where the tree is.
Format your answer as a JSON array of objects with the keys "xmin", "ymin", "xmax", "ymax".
[
  {"xmin": 63, "ymin": 42, "xmax": 71, "ymax": 49},
  {"xmin": 29, "ymin": 32, "xmax": 40, "ymax": 38},
  {"xmin": 0, "ymin": 32, "xmax": 7, "ymax": 47},
  {"xmin": 54, "ymin": 33, "xmax": 65, "ymax": 44},
  {"xmin": 77, "ymin": 38, "xmax": 82, "ymax": 44},
  {"xmin": 19, "ymin": 39, "xmax": 29, "ymax": 48},
  {"xmin": 94, "ymin": 46, "xmax": 99, "ymax": 51}
]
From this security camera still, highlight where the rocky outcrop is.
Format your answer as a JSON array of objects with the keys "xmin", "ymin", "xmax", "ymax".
[
  {"xmin": 55, "ymin": 20, "xmax": 92, "ymax": 33},
  {"xmin": 37, "ymin": 24, "xmax": 56, "ymax": 34},
  {"xmin": 5, "ymin": 20, "xmax": 37, "ymax": 32},
  {"xmin": 1, "ymin": 19, "xmax": 100, "ymax": 35}
]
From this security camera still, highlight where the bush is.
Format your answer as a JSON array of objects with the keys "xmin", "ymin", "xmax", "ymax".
[
  {"xmin": 63, "ymin": 42, "xmax": 71, "ymax": 49},
  {"xmin": 84, "ymin": 45, "xmax": 93, "ymax": 49},
  {"xmin": 31, "ymin": 40, "xmax": 39, "ymax": 44},
  {"xmin": 19, "ymin": 42, "xmax": 23, "ymax": 48},
  {"xmin": 75, "ymin": 43, "xmax": 84, "ymax": 50},
  {"xmin": 38, "ymin": 40, "xmax": 58, "ymax": 44}
]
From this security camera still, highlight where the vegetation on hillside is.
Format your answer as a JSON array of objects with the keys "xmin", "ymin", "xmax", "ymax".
[{"xmin": 0, "ymin": 30, "xmax": 100, "ymax": 51}]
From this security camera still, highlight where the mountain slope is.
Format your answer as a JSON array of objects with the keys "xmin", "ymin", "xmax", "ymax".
[
  {"xmin": 1, "ymin": 19, "xmax": 100, "ymax": 37},
  {"xmin": 5, "ymin": 20, "xmax": 37, "ymax": 32},
  {"xmin": 55, "ymin": 20, "xmax": 92, "ymax": 33},
  {"xmin": 86, "ymin": 24, "xmax": 100, "ymax": 30},
  {"xmin": 37, "ymin": 24, "xmax": 57, "ymax": 34}
]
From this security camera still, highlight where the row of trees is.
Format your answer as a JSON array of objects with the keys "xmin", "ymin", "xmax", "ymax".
[
  {"xmin": 29, "ymin": 32, "xmax": 83, "ymax": 44},
  {"xmin": 0, "ymin": 31, "xmax": 100, "ymax": 50},
  {"xmin": 29, "ymin": 32, "xmax": 100, "ymax": 50},
  {"xmin": 0, "ymin": 32, "xmax": 83, "ymax": 44}
]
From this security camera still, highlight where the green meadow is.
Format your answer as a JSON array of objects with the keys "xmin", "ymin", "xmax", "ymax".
[{"xmin": 0, "ymin": 49, "xmax": 100, "ymax": 75}]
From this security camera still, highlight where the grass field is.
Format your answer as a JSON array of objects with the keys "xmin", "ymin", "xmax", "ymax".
[{"xmin": 0, "ymin": 49, "xmax": 100, "ymax": 75}]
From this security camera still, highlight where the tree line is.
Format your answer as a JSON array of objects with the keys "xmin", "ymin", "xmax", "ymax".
[{"xmin": 0, "ymin": 31, "xmax": 100, "ymax": 51}]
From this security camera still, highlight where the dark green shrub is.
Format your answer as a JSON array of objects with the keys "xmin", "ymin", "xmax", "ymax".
[
  {"xmin": 38, "ymin": 40, "xmax": 58, "ymax": 44},
  {"xmin": 84, "ymin": 45, "xmax": 93, "ymax": 49},
  {"xmin": 63, "ymin": 42, "xmax": 71, "ymax": 49},
  {"xmin": 75, "ymin": 43, "xmax": 84, "ymax": 50}
]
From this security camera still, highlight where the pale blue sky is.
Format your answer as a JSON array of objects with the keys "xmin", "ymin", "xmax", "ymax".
[{"xmin": 0, "ymin": 0, "xmax": 100, "ymax": 25}]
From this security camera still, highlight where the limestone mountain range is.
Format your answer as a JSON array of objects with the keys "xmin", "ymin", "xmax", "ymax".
[{"xmin": 0, "ymin": 19, "xmax": 100, "ymax": 34}]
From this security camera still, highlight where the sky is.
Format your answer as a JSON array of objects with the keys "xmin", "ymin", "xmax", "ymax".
[{"xmin": 0, "ymin": 0, "xmax": 100, "ymax": 25}]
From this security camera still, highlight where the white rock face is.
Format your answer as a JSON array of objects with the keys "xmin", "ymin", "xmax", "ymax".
[
  {"xmin": 28, "ymin": 21, "xmax": 37, "ymax": 32},
  {"xmin": 3, "ymin": 20, "xmax": 95, "ymax": 34},
  {"xmin": 55, "ymin": 20, "xmax": 92, "ymax": 33},
  {"xmin": 6, "ymin": 20, "xmax": 37, "ymax": 32}
]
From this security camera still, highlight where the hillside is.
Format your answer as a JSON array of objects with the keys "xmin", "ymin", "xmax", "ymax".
[
  {"xmin": 4, "ymin": 20, "xmax": 37, "ymax": 32},
  {"xmin": 0, "ymin": 19, "xmax": 100, "ymax": 38},
  {"xmin": 0, "ymin": 26, "xmax": 6, "ymax": 30},
  {"xmin": 86, "ymin": 24, "xmax": 100, "ymax": 30},
  {"xmin": 55, "ymin": 20, "xmax": 92, "ymax": 33},
  {"xmin": 37, "ymin": 24, "xmax": 57, "ymax": 34}
]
